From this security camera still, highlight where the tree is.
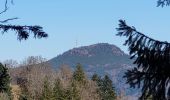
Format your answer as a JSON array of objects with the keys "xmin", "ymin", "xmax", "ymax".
[
  {"xmin": 18, "ymin": 77, "xmax": 29, "ymax": 100},
  {"xmin": 0, "ymin": 0, "xmax": 48, "ymax": 40},
  {"xmin": 102, "ymin": 75, "xmax": 116, "ymax": 100},
  {"xmin": 41, "ymin": 76, "xmax": 53, "ymax": 100},
  {"xmin": 93, "ymin": 74, "xmax": 116, "ymax": 100},
  {"xmin": 57, "ymin": 64, "xmax": 73, "ymax": 88},
  {"xmin": 0, "ymin": 0, "xmax": 48, "ymax": 97},
  {"xmin": 92, "ymin": 73, "xmax": 99, "ymax": 82},
  {"xmin": 116, "ymin": 20, "xmax": 170, "ymax": 100},
  {"xmin": 3, "ymin": 59, "xmax": 18, "ymax": 68},
  {"xmin": 157, "ymin": 0, "xmax": 170, "ymax": 7},
  {"xmin": 53, "ymin": 79, "xmax": 65, "ymax": 100},
  {"xmin": 21, "ymin": 56, "xmax": 47, "ymax": 66},
  {"xmin": 0, "ymin": 63, "xmax": 12, "ymax": 99},
  {"xmin": 73, "ymin": 63, "xmax": 86, "ymax": 85},
  {"xmin": 17, "ymin": 56, "xmax": 54, "ymax": 100},
  {"xmin": 97, "ymin": 75, "xmax": 116, "ymax": 100},
  {"xmin": 65, "ymin": 80, "xmax": 80, "ymax": 100}
]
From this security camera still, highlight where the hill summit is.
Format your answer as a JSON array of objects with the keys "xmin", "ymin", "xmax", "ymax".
[{"xmin": 49, "ymin": 43, "xmax": 132, "ymax": 69}]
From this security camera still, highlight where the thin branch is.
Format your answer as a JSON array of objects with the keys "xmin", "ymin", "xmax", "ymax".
[
  {"xmin": 116, "ymin": 20, "xmax": 170, "ymax": 46},
  {"xmin": 0, "ymin": 17, "xmax": 18, "ymax": 23},
  {"xmin": 0, "ymin": 0, "xmax": 8, "ymax": 15}
]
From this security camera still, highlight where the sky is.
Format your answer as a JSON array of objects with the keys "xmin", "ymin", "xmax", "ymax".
[{"xmin": 0, "ymin": 0, "xmax": 170, "ymax": 61}]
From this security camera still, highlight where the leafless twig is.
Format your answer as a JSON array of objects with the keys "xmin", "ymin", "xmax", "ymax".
[
  {"xmin": 0, "ymin": 0, "xmax": 8, "ymax": 15},
  {"xmin": 0, "ymin": 17, "xmax": 18, "ymax": 23},
  {"xmin": 0, "ymin": 0, "xmax": 18, "ymax": 23}
]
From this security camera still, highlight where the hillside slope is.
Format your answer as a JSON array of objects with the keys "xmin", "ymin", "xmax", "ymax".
[{"xmin": 48, "ymin": 43, "xmax": 138, "ymax": 96}]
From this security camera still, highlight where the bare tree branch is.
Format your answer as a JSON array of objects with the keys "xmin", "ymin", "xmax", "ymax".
[
  {"xmin": 0, "ymin": 0, "xmax": 8, "ymax": 15},
  {"xmin": 0, "ymin": 17, "xmax": 18, "ymax": 23}
]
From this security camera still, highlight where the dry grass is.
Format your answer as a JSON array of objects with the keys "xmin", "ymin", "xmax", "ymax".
[
  {"xmin": 11, "ymin": 85, "xmax": 21, "ymax": 100},
  {"xmin": 0, "ymin": 93, "xmax": 10, "ymax": 100}
]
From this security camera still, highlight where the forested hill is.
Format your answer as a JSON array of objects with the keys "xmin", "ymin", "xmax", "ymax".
[
  {"xmin": 49, "ymin": 43, "xmax": 132, "ymax": 69},
  {"xmin": 48, "ymin": 43, "xmax": 137, "ymax": 96}
]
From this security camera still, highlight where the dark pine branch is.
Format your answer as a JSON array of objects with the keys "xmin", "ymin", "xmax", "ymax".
[
  {"xmin": 0, "ymin": 0, "xmax": 48, "ymax": 40},
  {"xmin": 117, "ymin": 20, "xmax": 170, "ymax": 100},
  {"xmin": 0, "ymin": 24, "xmax": 48, "ymax": 40},
  {"xmin": 157, "ymin": 0, "xmax": 170, "ymax": 7}
]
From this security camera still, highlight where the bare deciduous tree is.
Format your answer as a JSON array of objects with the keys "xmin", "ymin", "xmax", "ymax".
[
  {"xmin": 3, "ymin": 59, "xmax": 18, "ymax": 68},
  {"xmin": 16, "ymin": 56, "xmax": 54, "ymax": 99}
]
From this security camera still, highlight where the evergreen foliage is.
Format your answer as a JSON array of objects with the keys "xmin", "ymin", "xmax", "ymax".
[
  {"xmin": 102, "ymin": 75, "xmax": 116, "ymax": 100},
  {"xmin": 94, "ymin": 74, "xmax": 116, "ymax": 100},
  {"xmin": 73, "ymin": 63, "xmax": 86, "ymax": 85},
  {"xmin": 117, "ymin": 20, "xmax": 170, "ymax": 100},
  {"xmin": 0, "ymin": 63, "xmax": 12, "ymax": 99},
  {"xmin": 65, "ymin": 80, "xmax": 80, "ymax": 100},
  {"xmin": 53, "ymin": 79, "xmax": 65, "ymax": 100},
  {"xmin": 41, "ymin": 77, "xmax": 53, "ymax": 100},
  {"xmin": 0, "ymin": 25, "xmax": 48, "ymax": 41},
  {"xmin": 92, "ymin": 73, "xmax": 99, "ymax": 82},
  {"xmin": 100, "ymin": 75, "xmax": 116, "ymax": 100},
  {"xmin": 157, "ymin": 0, "xmax": 170, "ymax": 7},
  {"xmin": 0, "ymin": 0, "xmax": 48, "ymax": 40}
]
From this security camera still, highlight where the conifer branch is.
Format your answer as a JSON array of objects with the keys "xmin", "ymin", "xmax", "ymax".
[
  {"xmin": 0, "ymin": 0, "xmax": 48, "ymax": 40},
  {"xmin": 0, "ymin": 24, "xmax": 48, "ymax": 40},
  {"xmin": 117, "ymin": 20, "xmax": 170, "ymax": 100},
  {"xmin": 157, "ymin": 0, "xmax": 170, "ymax": 7}
]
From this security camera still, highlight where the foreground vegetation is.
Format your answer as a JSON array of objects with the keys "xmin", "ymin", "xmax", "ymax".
[{"xmin": 0, "ymin": 56, "xmax": 119, "ymax": 100}]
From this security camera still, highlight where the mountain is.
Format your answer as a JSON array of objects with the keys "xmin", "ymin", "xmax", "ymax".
[
  {"xmin": 48, "ymin": 43, "xmax": 139, "ymax": 97},
  {"xmin": 49, "ymin": 43, "xmax": 132, "ymax": 68}
]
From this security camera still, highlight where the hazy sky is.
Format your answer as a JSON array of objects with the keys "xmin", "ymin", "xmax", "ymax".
[{"xmin": 0, "ymin": 0, "xmax": 170, "ymax": 61}]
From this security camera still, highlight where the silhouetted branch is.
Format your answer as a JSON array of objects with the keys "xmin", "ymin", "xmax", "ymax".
[
  {"xmin": 0, "ymin": 17, "xmax": 18, "ymax": 23},
  {"xmin": 0, "ymin": 0, "xmax": 8, "ymax": 15},
  {"xmin": 0, "ymin": 24, "xmax": 48, "ymax": 40},
  {"xmin": 157, "ymin": 0, "xmax": 170, "ymax": 7},
  {"xmin": 117, "ymin": 20, "xmax": 170, "ymax": 100},
  {"xmin": 0, "ymin": 0, "xmax": 48, "ymax": 40},
  {"xmin": 0, "ymin": 1, "xmax": 18, "ymax": 24}
]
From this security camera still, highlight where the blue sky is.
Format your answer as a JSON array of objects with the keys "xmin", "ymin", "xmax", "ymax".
[{"xmin": 0, "ymin": 0, "xmax": 170, "ymax": 61}]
